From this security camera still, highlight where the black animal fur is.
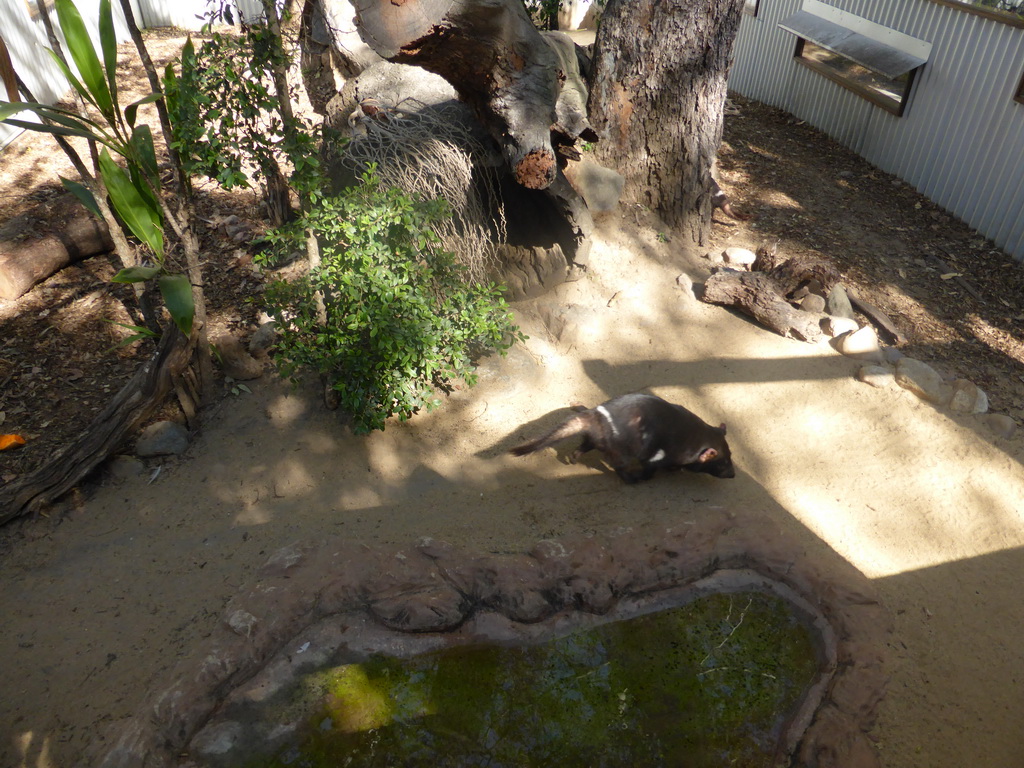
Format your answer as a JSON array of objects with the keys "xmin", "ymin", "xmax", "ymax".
[
  {"xmin": 510, "ymin": 393, "xmax": 735, "ymax": 484},
  {"xmin": 711, "ymin": 179, "xmax": 750, "ymax": 221}
]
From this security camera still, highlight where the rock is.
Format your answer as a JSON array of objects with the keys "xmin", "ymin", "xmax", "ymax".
[
  {"xmin": 800, "ymin": 293, "xmax": 826, "ymax": 313},
  {"xmin": 948, "ymin": 379, "xmax": 988, "ymax": 414},
  {"xmin": 856, "ymin": 365, "xmax": 894, "ymax": 389},
  {"xmin": 136, "ymin": 421, "xmax": 189, "ymax": 457},
  {"xmin": 881, "ymin": 346, "xmax": 904, "ymax": 365},
  {"xmin": 106, "ymin": 454, "xmax": 145, "ymax": 482},
  {"xmin": 248, "ymin": 321, "xmax": 278, "ymax": 357},
  {"xmin": 980, "ymin": 413, "xmax": 1017, "ymax": 438},
  {"xmin": 564, "ymin": 160, "xmax": 624, "ymax": 212},
  {"xmin": 226, "ymin": 610, "xmax": 258, "ymax": 638},
  {"xmin": 894, "ymin": 358, "xmax": 948, "ymax": 405},
  {"xmin": 827, "ymin": 285, "xmax": 856, "ymax": 320},
  {"xmin": 722, "ymin": 246, "xmax": 757, "ymax": 268},
  {"xmin": 824, "ymin": 315, "xmax": 859, "ymax": 338},
  {"xmin": 704, "ymin": 250, "xmax": 724, "ymax": 263},
  {"xmin": 369, "ymin": 587, "xmax": 469, "ymax": 632},
  {"xmin": 675, "ymin": 272, "xmax": 694, "ymax": 294},
  {"xmin": 212, "ymin": 332, "xmax": 264, "ymax": 381},
  {"xmin": 190, "ymin": 721, "xmax": 244, "ymax": 759},
  {"xmin": 835, "ymin": 326, "xmax": 884, "ymax": 364}
]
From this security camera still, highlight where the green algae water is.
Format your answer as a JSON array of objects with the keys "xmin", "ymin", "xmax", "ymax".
[{"xmin": 262, "ymin": 592, "xmax": 819, "ymax": 767}]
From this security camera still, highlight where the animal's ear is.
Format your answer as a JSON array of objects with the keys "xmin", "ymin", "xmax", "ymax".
[
  {"xmin": 699, "ymin": 447, "xmax": 719, "ymax": 463},
  {"xmin": 718, "ymin": 423, "xmax": 727, "ymax": 435}
]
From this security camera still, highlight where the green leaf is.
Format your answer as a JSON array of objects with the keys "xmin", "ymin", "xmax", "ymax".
[
  {"xmin": 55, "ymin": 0, "xmax": 115, "ymax": 119},
  {"xmin": 0, "ymin": 116, "xmax": 102, "ymax": 143},
  {"xmin": 101, "ymin": 318, "xmax": 158, "ymax": 352},
  {"xmin": 60, "ymin": 176, "xmax": 102, "ymax": 218},
  {"xmin": 125, "ymin": 92, "xmax": 161, "ymax": 128},
  {"xmin": 128, "ymin": 124, "xmax": 160, "ymax": 197},
  {"xmin": 0, "ymin": 99, "xmax": 106, "ymax": 132},
  {"xmin": 111, "ymin": 265, "xmax": 161, "ymax": 283},
  {"xmin": 44, "ymin": 47, "xmax": 99, "ymax": 113},
  {"xmin": 158, "ymin": 274, "xmax": 194, "ymax": 336},
  {"xmin": 98, "ymin": 148, "xmax": 164, "ymax": 257},
  {"xmin": 97, "ymin": 0, "xmax": 119, "ymax": 118}
]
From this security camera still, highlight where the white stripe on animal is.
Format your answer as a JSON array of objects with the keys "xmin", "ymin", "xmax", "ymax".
[
  {"xmin": 595, "ymin": 405, "xmax": 620, "ymax": 438},
  {"xmin": 650, "ymin": 449, "xmax": 665, "ymax": 462}
]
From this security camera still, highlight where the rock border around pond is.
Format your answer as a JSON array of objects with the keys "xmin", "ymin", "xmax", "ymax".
[{"xmin": 82, "ymin": 511, "xmax": 892, "ymax": 768}]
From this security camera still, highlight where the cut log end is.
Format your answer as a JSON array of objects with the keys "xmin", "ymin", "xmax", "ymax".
[{"xmin": 515, "ymin": 149, "xmax": 557, "ymax": 189}]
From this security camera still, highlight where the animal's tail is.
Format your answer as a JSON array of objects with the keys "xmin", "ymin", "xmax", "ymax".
[{"xmin": 509, "ymin": 414, "xmax": 587, "ymax": 456}]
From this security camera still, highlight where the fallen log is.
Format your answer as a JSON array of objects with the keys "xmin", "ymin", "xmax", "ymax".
[
  {"xmin": 849, "ymin": 292, "xmax": 905, "ymax": 345},
  {"xmin": 702, "ymin": 269, "xmax": 825, "ymax": 342},
  {"xmin": 0, "ymin": 326, "xmax": 192, "ymax": 525},
  {"xmin": 0, "ymin": 194, "xmax": 113, "ymax": 300}
]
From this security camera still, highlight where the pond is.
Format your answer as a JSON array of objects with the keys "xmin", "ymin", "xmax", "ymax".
[{"xmin": 258, "ymin": 591, "xmax": 820, "ymax": 768}]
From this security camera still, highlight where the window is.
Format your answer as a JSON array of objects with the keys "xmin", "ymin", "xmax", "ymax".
[
  {"xmin": 744, "ymin": 0, "xmax": 761, "ymax": 17},
  {"xmin": 779, "ymin": 1, "xmax": 931, "ymax": 117},
  {"xmin": 1016, "ymin": 68, "xmax": 1024, "ymax": 105},
  {"xmin": 924, "ymin": 0, "xmax": 1024, "ymax": 29},
  {"xmin": 793, "ymin": 38, "xmax": 919, "ymax": 115}
]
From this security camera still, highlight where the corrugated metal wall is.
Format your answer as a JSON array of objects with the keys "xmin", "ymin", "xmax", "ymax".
[{"xmin": 731, "ymin": 0, "xmax": 1024, "ymax": 261}]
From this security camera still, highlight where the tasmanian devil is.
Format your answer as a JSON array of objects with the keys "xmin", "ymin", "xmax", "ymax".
[
  {"xmin": 711, "ymin": 178, "xmax": 751, "ymax": 221},
  {"xmin": 509, "ymin": 393, "xmax": 735, "ymax": 484}
]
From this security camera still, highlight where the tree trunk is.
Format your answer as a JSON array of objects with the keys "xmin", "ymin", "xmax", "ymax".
[{"xmin": 588, "ymin": 0, "xmax": 744, "ymax": 244}]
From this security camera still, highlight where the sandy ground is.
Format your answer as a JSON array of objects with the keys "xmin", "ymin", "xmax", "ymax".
[{"xmin": 2, "ymin": 203, "xmax": 1024, "ymax": 767}]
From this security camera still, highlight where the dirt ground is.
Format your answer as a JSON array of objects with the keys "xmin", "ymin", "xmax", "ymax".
[{"xmin": 2, "ymin": 30, "xmax": 1024, "ymax": 768}]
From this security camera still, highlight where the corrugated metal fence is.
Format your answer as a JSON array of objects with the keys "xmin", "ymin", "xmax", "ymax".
[{"xmin": 731, "ymin": 0, "xmax": 1024, "ymax": 260}]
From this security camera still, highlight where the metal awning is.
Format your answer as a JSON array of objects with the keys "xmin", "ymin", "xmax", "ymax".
[{"xmin": 779, "ymin": 10, "xmax": 928, "ymax": 79}]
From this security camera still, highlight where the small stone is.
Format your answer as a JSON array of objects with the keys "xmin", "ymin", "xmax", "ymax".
[
  {"xmin": 226, "ymin": 610, "xmax": 258, "ymax": 638},
  {"xmin": 980, "ymin": 413, "xmax": 1016, "ymax": 438},
  {"xmin": 704, "ymin": 250, "xmax": 724, "ymax": 263},
  {"xmin": 824, "ymin": 315, "xmax": 859, "ymax": 338},
  {"xmin": 835, "ymin": 326, "xmax": 884, "ymax": 364},
  {"xmin": 136, "ymin": 421, "xmax": 189, "ymax": 457},
  {"xmin": 262, "ymin": 544, "xmax": 306, "ymax": 576},
  {"xmin": 856, "ymin": 365, "xmax": 894, "ymax": 388},
  {"xmin": 827, "ymin": 285, "xmax": 856, "ymax": 320},
  {"xmin": 675, "ymin": 273, "xmax": 694, "ymax": 293},
  {"xmin": 882, "ymin": 346, "xmax": 904, "ymax": 365},
  {"xmin": 106, "ymin": 454, "xmax": 145, "ymax": 482},
  {"xmin": 190, "ymin": 721, "xmax": 244, "ymax": 757},
  {"xmin": 948, "ymin": 379, "xmax": 988, "ymax": 414},
  {"xmin": 800, "ymin": 294, "xmax": 826, "ymax": 313},
  {"xmin": 895, "ymin": 358, "xmax": 948, "ymax": 404},
  {"xmin": 722, "ymin": 247, "xmax": 757, "ymax": 267}
]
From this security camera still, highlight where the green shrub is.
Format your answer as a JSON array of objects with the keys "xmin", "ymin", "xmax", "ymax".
[{"xmin": 261, "ymin": 170, "xmax": 524, "ymax": 433}]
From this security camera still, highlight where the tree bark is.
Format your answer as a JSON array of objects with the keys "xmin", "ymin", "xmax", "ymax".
[
  {"xmin": 588, "ymin": 0, "xmax": 744, "ymax": 244},
  {"xmin": 351, "ymin": 0, "xmax": 581, "ymax": 190},
  {"xmin": 702, "ymin": 270, "xmax": 826, "ymax": 342},
  {"xmin": 0, "ymin": 194, "xmax": 114, "ymax": 299}
]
